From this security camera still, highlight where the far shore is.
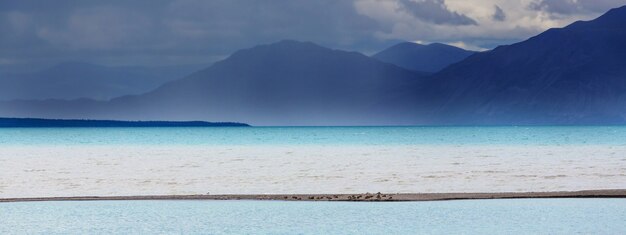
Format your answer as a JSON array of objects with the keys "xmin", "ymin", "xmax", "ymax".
[
  {"xmin": 0, "ymin": 117, "xmax": 249, "ymax": 128},
  {"xmin": 2, "ymin": 190, "xmax": 625, "ymax": 203}
]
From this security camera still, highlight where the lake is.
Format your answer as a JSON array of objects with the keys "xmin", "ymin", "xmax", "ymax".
[
  {"xmin": 1, "ymin": 199, "xmax": 625, "ymax": 234},
  {"xmin": 1, "ymin": 126, "xmax": 625, "ymax": 197}
]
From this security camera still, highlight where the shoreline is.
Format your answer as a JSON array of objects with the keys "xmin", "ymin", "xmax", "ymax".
[
  {"xmin": 2, "ymin": 190, "xmax": 625, "ymax": 203},
  {"xmin": 0, "ymin": 117, "xmax": 249, "ymax": 128}
]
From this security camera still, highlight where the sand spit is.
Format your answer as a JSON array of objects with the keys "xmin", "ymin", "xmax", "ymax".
[{"xmin": 2, "ymin": 190, "xmax": 625, "ymax": 203}]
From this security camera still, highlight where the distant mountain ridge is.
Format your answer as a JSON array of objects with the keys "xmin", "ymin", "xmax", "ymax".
[
  {"xmin": 0, "ymin": 62, "xmax": 206, "ymax": 100},
  {"xmin": 372, "ymin": 42, "xmax": 474, "ymax": 73},
  {"xmin": 0, "ymin": 40, "xmax": 426, "ymax": 125},
  {"xmin": 104, "ymin": 40, "xmax": 426, "ymax": 125}
]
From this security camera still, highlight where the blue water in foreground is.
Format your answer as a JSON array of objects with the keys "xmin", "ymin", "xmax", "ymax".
[
  {"xmin": 1, "ymin": 126, "xmax": 626, "ymax": 146},
  {"xmin": 1, "ymin": 199, "xmax": 624, "ymax": 234}
]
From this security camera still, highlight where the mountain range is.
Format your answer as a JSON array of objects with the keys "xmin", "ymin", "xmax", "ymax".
[
  {"xmin": 0, "ymin": 41, "xmax": 427, "ymax": 125},
  {"xmin": 1, "ymin": 5, "xmax": 626, "ymax": 125}
]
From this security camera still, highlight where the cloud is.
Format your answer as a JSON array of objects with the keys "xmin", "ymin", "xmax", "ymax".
[
  {"xmin": 447, "ymin": 41, "xmax": 489, "ymax": 51},
  {"xmin": 36, "ymin": 6, "xmax": 155, "ymax": 50},
  {"xmin": 355, "ymin": 0, "xmax": 626, "ymax": 51},
  {"xmin": 528, "ymin": 0, "xmax": 626, "ymax": 17},
  {"xmin": 492, "ymin": 5, "xmax": 506, "ymax": 21},
  {"xmin": 0, "ymin": 0, "xmax": 389, "ymax": 68},
  {"xmin": 528, "ymin": 0, "xmax": 581, "ymax": 15},
  {"xmin": 1, "ymin": 0, "xmax": 625, "ymax": 69},
  {"xmin": 397, "ymin": 0, "xmax": 477, "ymax": 25}
]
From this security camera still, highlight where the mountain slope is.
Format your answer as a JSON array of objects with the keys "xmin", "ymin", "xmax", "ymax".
[
  {"xmin": 372, "ymin": 42, "xmax": 474, "ymax": 73},
  {"xmin": 0, "ymin": 62, "xmax": 205, "ymax": 100},
  {"xmin": 0, "ymin": 40, "xmax": 426, "ymax": 125},
  {"xmin": 109, "ymin": 40, "xmax": 426, "ymax": 125},
  {"xmin": 418, "ymin": 5, "xmax": 626, "ymax": 124}
]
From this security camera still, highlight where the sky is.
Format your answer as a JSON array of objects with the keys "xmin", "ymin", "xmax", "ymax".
[{"xmin": 1, "ymin": 0, "xmax": 625, "ymax": 69}]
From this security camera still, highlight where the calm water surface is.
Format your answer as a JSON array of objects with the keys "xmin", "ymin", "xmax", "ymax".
[
  {"xmin": 1, "ymin": 126, "xmax": 626, "ymax": 146},
  {"xmin": 1, "ymin": 199, "xmax": 625, "ymax": 234}
]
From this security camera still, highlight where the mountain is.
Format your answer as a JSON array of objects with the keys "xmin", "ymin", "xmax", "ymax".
[
  {"xmin": 417, "ymin": 5, "xmax": 626, "ymax": 124},
  {"xmin": 372, "ymin": 42, "xmax": 474, "ymax": 73},
  {"xmin": 107, "ymin": 40, "xmax": 427, "ymax": 125},
  {"xmin": 0, "ymin": 40, "xmax": 426, "ymax": 125},
  {"xmin": 0, "ymin": 62, "xmax": 206, "ymax": 100}
]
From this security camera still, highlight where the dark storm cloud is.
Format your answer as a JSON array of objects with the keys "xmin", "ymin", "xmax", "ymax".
[
  {"xmin": 397, "ymin": 0, "xmax": 477, "ymax": 25},
  {"xmin": 0, "ymin": 0, "xmax": 386, "ymax": 68},
  {"xmin": 493, "ymin": 5, "xmax": 506, "ymax": 21},
  {"xmin": 528, "ymin": 0, "xmax": 580, "ymax": 15},
  {"xmin": 3, "ymin": 0, "xmax": 624, "ymax": 69},
  {"xmin": 528, "ymin": 0, "xmax": 626, "ymax": 16}
]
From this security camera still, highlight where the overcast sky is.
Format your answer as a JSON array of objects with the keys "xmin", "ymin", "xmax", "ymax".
[{"xmin": 1, "ymin": 0, "xmax": 625, "ymax": 69}]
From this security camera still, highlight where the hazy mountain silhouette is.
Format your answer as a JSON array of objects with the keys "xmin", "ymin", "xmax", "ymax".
[
  {"xmin": 372, "ymin": 42, "xmax": 474, "ymax": 73},
  {"xmin": 415, "ymin": 5, "xmax": 626, "ymax": 124},
  {"xmin": 0, "ymin": 62, "xmax": 205, "ymax": 100},
  {"xmin": 0, "ymin": 40, "xmax": 426, "ymax": 125}
]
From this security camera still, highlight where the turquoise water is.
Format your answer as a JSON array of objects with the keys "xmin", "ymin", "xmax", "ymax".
[
  {"xmin": 1, "ymin": 199, "xmax": 624, "ymax": 234},
  {"xmin": 1, "ymin": 126, "xmax": 626, "ymax": 146}
]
